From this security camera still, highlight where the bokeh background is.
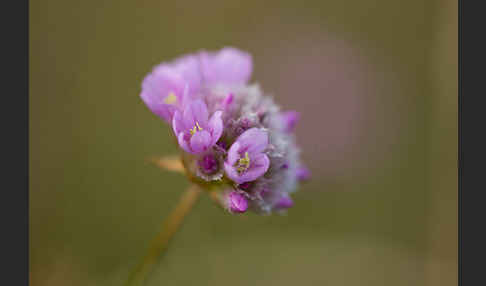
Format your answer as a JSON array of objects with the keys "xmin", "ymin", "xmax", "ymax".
[{"xmin": 30, "ymin": 0, "xmax": 457, "ymax": 285}]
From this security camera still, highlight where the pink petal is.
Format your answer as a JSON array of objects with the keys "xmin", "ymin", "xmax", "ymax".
[
  {"xmin": 189, "ymin": 130, "xmax": 212, "ymax": 153},
  {"xmin": 235, "ymin": 128, "xmax": 268, "ymax": 155},
  {"xmin": 236, "ymin": 154, "xmax": 270, "ymax": 183},
  {"xmin": 172, "ymin": 110, "xmax": 184, "ymax": 135},
  {"xmin": 183, "ymin": 99, "xmax": 209, "ymax": 128},
  {"xmin": 169, "ymin": 54, "xmax": 202, "ymax": 95},
  {"xmin": 226, "ymin": 142, "xmax": 241, "ymax": 165},
  {"xmin": 199, "ymin": 47, "xmax": 253, "ymax": 85},
  {"xmin": 177, "ymin": 132, "xmax": 192, "ymax": 153},
  {"xmin": 139, "ymin": 68, "xmax": 185, "ymax": 122},
  {"xmin": 208, "ymin": 111, "xmax": 223, "ymax": 146},
  {"xmin": 224, "ymin": 162, "xmax": 243, "ymax": 184}
]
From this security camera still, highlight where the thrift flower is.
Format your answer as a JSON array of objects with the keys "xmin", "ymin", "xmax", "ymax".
[{"xmin": 139, "ymin": 47, "xmax": 309, "ymax": 215}]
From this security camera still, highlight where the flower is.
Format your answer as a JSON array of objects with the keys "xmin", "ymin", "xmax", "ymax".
[
  {"xmin": 140, "ymin": 47, "xmax": 309, "ymax": 214},
  {"xmin": 172, "ymin": 99, "xmax": 223, "ymax": 154},
  {"xmin": 224, "ymin": 128, "xmax": 270, "ymax": 184}
]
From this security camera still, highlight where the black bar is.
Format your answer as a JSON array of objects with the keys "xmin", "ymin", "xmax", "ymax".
[{"xmin": 459, "ymin": 0, "xmax": 486, "ymax": 285}]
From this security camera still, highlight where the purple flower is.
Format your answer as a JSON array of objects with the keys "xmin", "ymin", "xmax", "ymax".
[
  {"xmin": 281, "ymin": 111, "xmax": 300, "ymax": 133},
  {"xmin": 199, "ymin": 47, "xmax": 253, "ymax": 85},
  {"xmin": 226, "ymin": 191, "xmax": 248, "ymax": 213},
  {"xmin": 224, "ymin": 128, "xmax": 270, "ymax": 184},
  {"xmin": 172, "ymin": 99, "xmax": 223, "ymax": 154}
]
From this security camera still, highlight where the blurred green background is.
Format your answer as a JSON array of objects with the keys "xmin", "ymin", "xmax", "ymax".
[{"xmin": 30, "ymin": 0, "xmax": 457, "ymax": 285}]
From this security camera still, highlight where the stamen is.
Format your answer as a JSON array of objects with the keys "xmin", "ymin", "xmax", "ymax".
[
  {"xmin": 237, "ymin": 152, "xmax": 250, "ymax": 173},
  {"xmin": 164, "ymin": 92, "xmax": 177, "ymax": 104},
  {"xmin": 189, "ymin": 121, "xmax": 203, "ymax": 135}
]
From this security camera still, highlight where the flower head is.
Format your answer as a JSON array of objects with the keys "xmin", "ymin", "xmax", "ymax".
[{"xmin": 140, "ymin": 47, "xmax": 309, "ymax": 214}]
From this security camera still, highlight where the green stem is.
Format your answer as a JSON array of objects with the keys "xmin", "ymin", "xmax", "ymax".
[{"xmin": 124, "ymin": 185, "xmax": 201, "ymax": 286}]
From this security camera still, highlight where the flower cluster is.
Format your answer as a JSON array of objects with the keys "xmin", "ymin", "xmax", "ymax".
[{"xmin": 140, "ymin": 47, "xmax": 309, "ymax": 214}]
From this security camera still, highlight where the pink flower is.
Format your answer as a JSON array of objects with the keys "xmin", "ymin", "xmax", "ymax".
[
  {"xmin": 172, "ymin": 99, "xmax": 223, "ymax": 154},
  {"xmin": 224, "ymin": 128, "xmax": 270, "ymax": 184}
]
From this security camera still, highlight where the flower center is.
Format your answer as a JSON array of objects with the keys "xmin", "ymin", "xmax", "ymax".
[
  {"xmin": 190, "ymin": 121, "xmax": 203, "ymax": 135},
  {"xmin": 164, "ymin": 92, "xmax": 177, "ymax": 104},
  {"xmin": 236, "ymin": 152, "xmax": 250, "ymax": 173}
]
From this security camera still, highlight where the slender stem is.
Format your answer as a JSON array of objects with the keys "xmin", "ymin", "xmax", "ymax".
[{"xmin": 124, "ymin": 185, "xmax": 201, "ymax": 286}]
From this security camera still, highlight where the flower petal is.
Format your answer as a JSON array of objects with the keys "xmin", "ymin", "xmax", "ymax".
[
  {"xmin": 226, "ymin": 142, "xmax": 241, "ymax": 165},
  {"xmin": 168, "ymin": 54, "xmax": 202, "ymax": 95},
  {"xmin": 234, "ymin": 128, "xmax": 268, "ymax": 155},
  {"xmin": 183, "ymin": 99, "xmax": 209, "ymax": 128},
  {"xmin": 224, "ymin": 162, "xmax": 243, "ymax": 184},
  {"xmin": 189, "ymin": 130, "xmax": 212, "ymax": 153},
  {"xmin": 236, "ymin": 154, "xmax": 270, "ymax": 183},
  {"xmin": 172, "ymin": 110, "xmax": 184, "ymax": 135},
  {"xmin": 139, "ymin": 68, "xmax": 186, "ymax": 122},
  {"xmin": 208, "ymin": 111, "xmax": 223, "ymax": 145},
  {"xmin": 226, "ymin": 153, "xmax": 270, "ymax": 184},
  {"xmin": 199, "ymin": 47, "xmax": 253, "ymax": 85},
  {"xmin": 177, "ymin": 132, "xmax": 192, "ymax": 153}
]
